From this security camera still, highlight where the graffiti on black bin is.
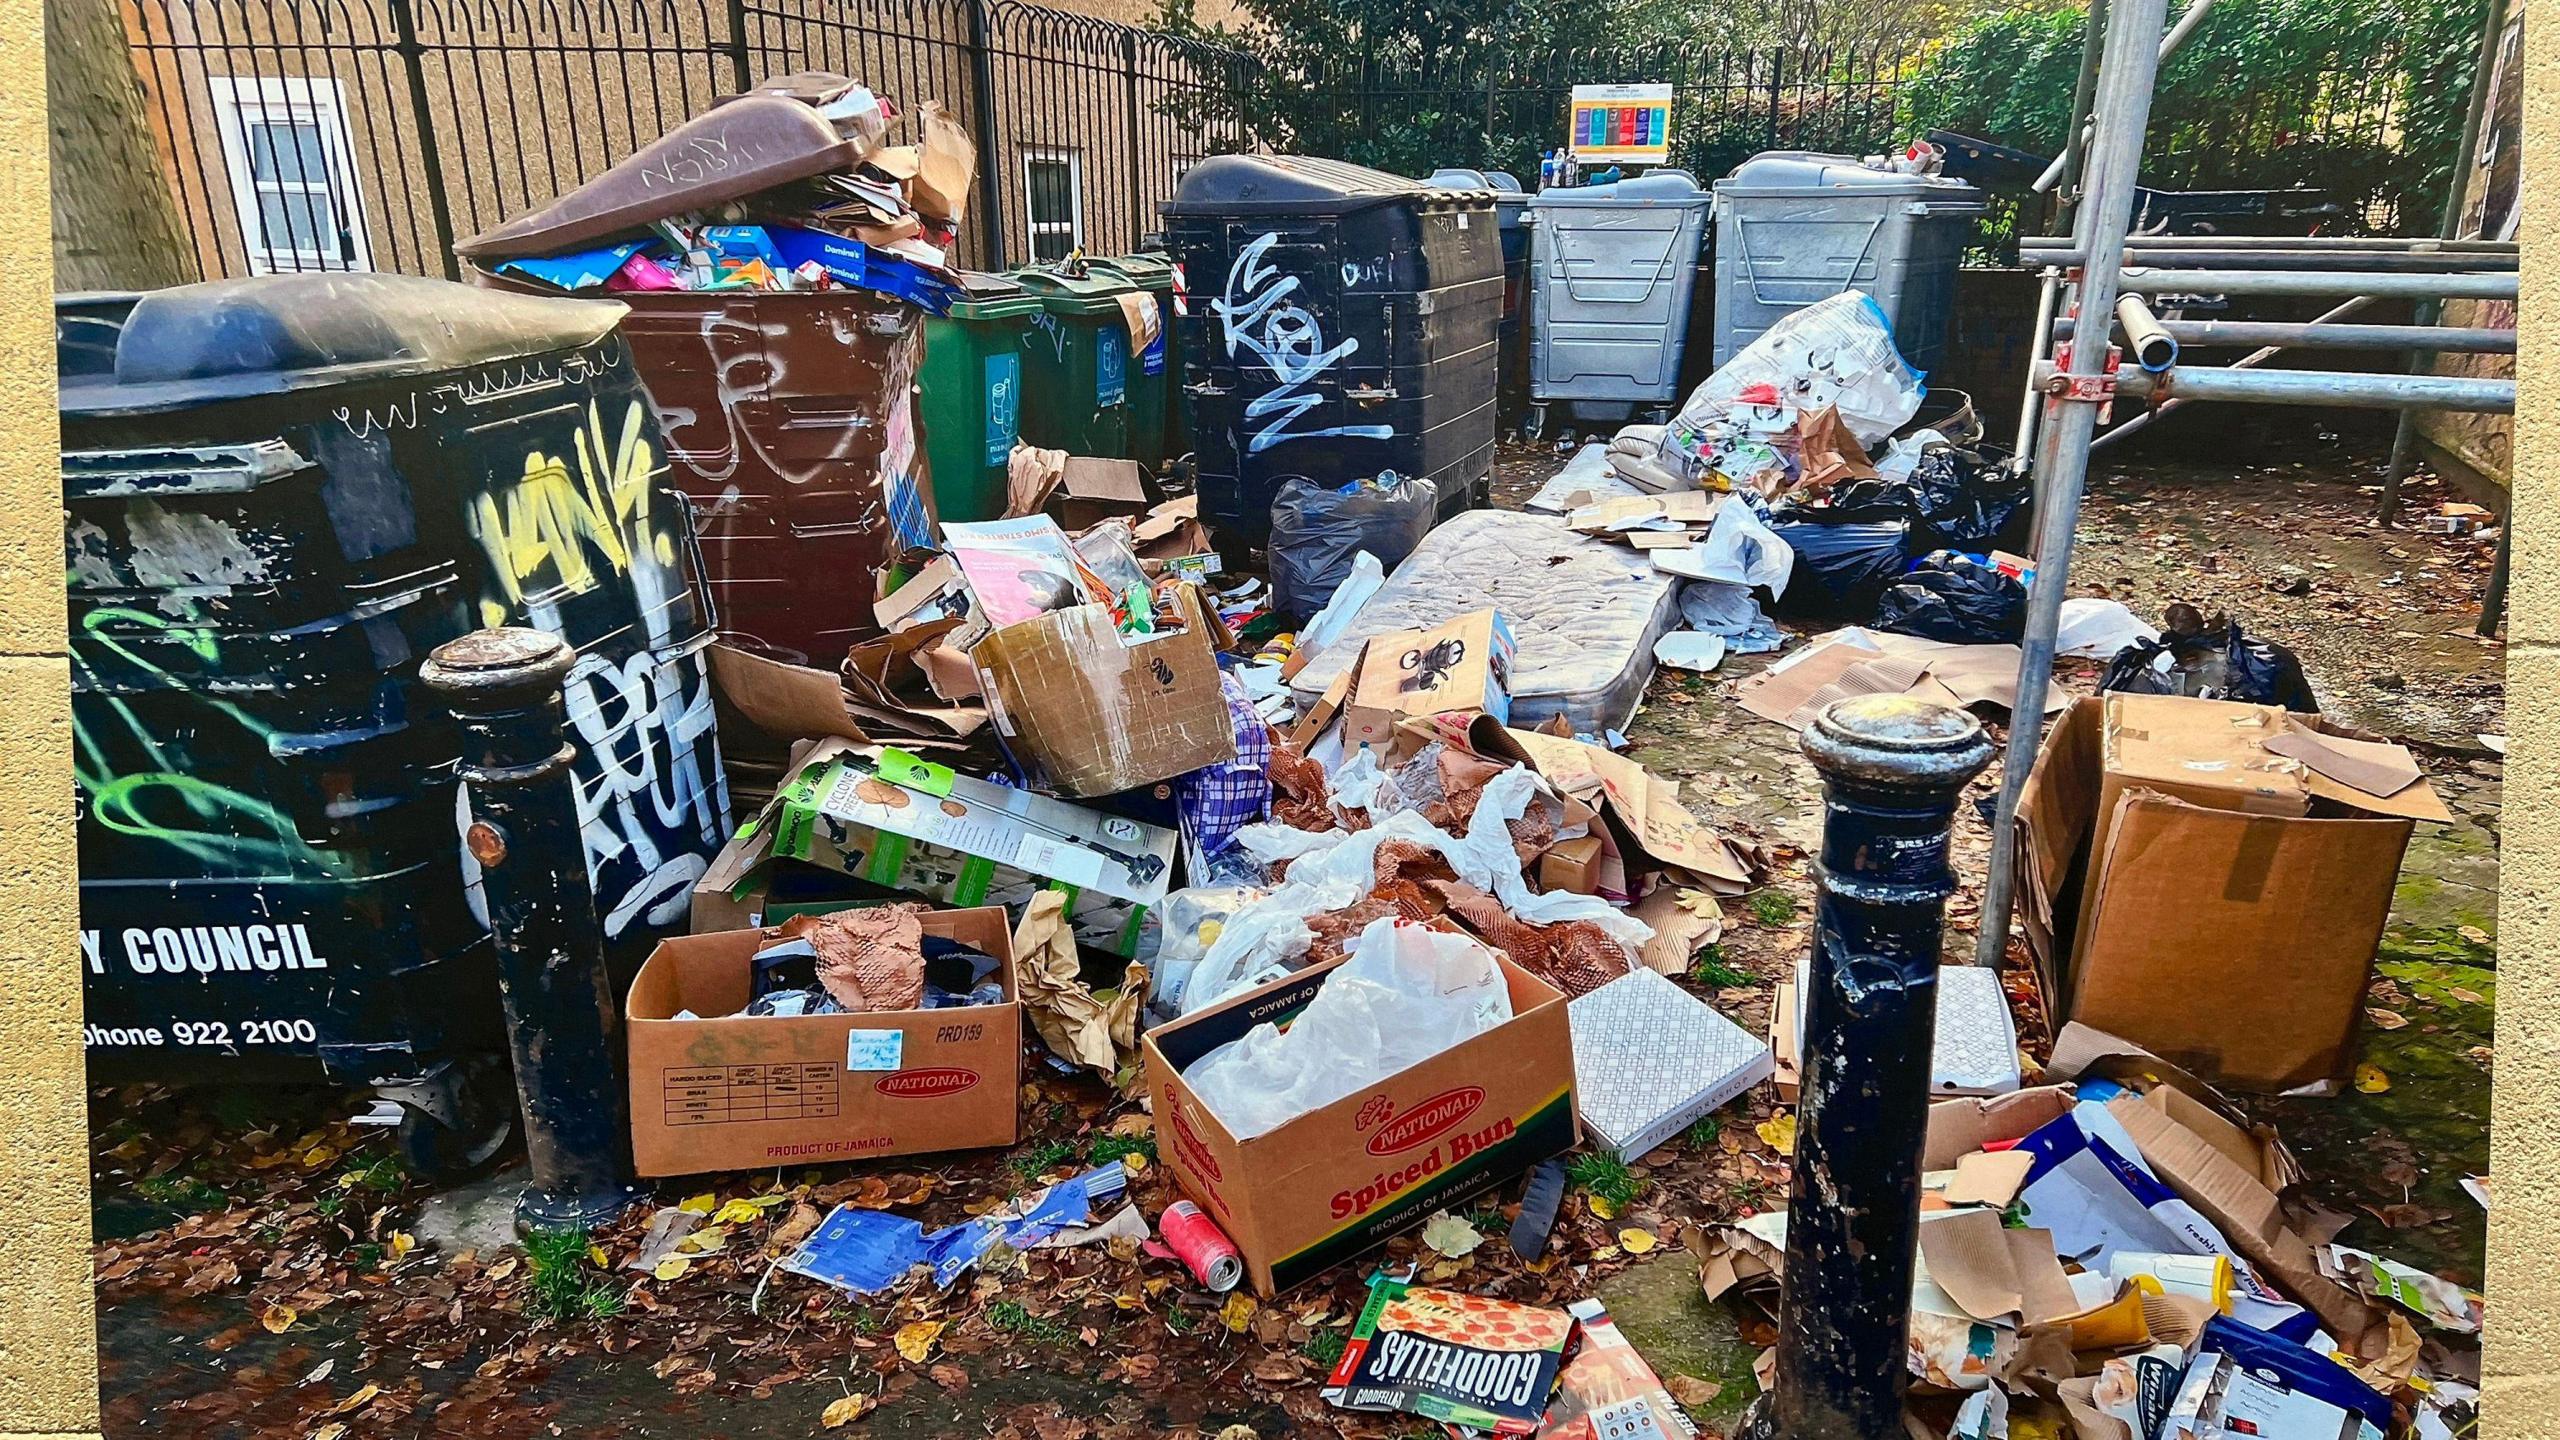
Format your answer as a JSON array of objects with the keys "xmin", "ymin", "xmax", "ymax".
[
  {"xmin": 1216, "ymin": 231, "xmax": 1393, "ymax": 455},
  {"xmin": 463, "ymin": 398, "xmax": 730, "ymax": 941}
]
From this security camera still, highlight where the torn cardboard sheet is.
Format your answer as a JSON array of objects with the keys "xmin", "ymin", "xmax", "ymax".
[
  {"xmin": 1944, "ymin": 1149, "xmax": 2037, "ymax": 1209},
  {"xmin": 1918, "ymin": 1209, "xmax": 2079, "ymax": 1326},
  {"xmin": 1007, "ymin": 442, "xmax": 1069, "ymax": 518},
  {"xmin": 711, "ymin": 643, "xmax": 876, "ymax": 745},
  {"xmin": 2265, "ymin": 718, "xmax": 2451, "ymax": 821},
  {"xmin": 1630, "ymin": 885, "xmax": 1724, "ymax": 973},
  {"xmin": 1475, "ymin": 721, "xmax": 1756, "ymax": 892},
  {"xmin": 840, "ymin": 618, "xmax": 989, "ymax": 739},
  {"xmin": 1739, "ymin": 628, "xmax": 2065, "ymax": 730}
]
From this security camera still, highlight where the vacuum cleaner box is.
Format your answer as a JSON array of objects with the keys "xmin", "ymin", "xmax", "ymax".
[
  {"xmin": 1142, "ymin": 941, "xmax": 1576, "ymax": 1297},
  {"xmin": 625, "ymin": 906, "xmax": 1020, "ymax": 1176}
]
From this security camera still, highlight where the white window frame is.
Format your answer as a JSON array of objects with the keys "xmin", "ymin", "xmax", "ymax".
[
  {"xmin": 1022, "ymin": 147, "xmax": 1085, "ymax": 262},
  {"xmin": 207, "ymin": 75, "xmax": 374, "ymax": 275}
]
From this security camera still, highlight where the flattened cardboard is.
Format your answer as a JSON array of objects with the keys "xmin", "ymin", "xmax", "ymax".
[
  {"xmin": 973, "ymin": 587, "xmax": 1234, "ymax": 796},
  {"xmin": 626, "ymin": 907, "xmax": 1020, "ymax": 1175},
  {"xmin": 2016, "ymin": 696, "xmax": 2438, "ymax": 1093},
  {"xmin": 1476, "ymin": 722, "xmax": 1752, "ymax": 892},
  {"xmin": 1143, "ymin": 945, "xmax": 1577, "ymax": 1296}
]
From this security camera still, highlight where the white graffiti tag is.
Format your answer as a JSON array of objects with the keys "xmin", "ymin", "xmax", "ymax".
[{"xmin": 1215, "ymin": 231, "xmax": 1394, "ymax": 454}]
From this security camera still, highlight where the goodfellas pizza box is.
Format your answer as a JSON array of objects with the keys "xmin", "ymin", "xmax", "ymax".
[
  {"xmin": 1141, "ymin": 945, "xmax": 1577, "ymax": 1298},
  {"xmin": 624, "ymin": 906, "xmax": 1021, "ymax": 1177}
]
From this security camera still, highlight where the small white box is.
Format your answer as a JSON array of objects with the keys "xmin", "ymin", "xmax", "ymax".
[{"xmin": 1569, "ymin": 969, "xmax": 1774, "ymax": 1160}]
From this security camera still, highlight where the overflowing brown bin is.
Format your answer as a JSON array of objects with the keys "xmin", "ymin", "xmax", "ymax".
[{"xmin": 458, "ymin": 94, "xmax": 935, "ymax": 665}]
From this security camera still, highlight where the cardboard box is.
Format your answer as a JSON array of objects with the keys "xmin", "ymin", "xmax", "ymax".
[
  {"xmin": 1537, "ymin": 834, "xmax": 1604, "ymax": 895},
  {"xmin": 1143, "ymin": 946, "xmax": 1577, "ymax": 1296},
  {"xmin": 625, "ymin": 907, "xmax": 1020, "ymax": 1176},
  {"xmin": 2015, "ymin": 694, "xmax": 2447, "ymax": 1093},
  {"xmin": 972, "ymin": 586, "xmax": 1235, "ymax": 796},
  {"xmin": 697, "ymin": 739, "xmax": 1175, "ymax": 956},
  {"xmin": 1048, "ymin": 457, "xmax": 1152, "ymax": 532},
  {"xmin": 1344, "ymin": 609, "xmax": 1516, "ymax": 755}
]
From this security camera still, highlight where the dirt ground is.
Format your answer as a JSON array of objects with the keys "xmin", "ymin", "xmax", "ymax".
[{"xmin": 88, "ymin": 435, "xmax": 2500, "ymax": 1439}]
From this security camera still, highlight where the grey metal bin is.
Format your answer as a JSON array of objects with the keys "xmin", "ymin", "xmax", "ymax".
[
  {"xmin": 1524, "ymin": 169, "xmax": 1713, "ymax": 433},
  {"xmin": 1711, "ymin": 152, "xmax": 1983, "ymax": 374}
]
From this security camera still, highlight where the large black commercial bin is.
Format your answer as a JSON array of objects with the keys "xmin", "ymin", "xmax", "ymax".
[
  {"xmin": 1162, "ymin": 155, "xmax": 1503, "ymax": 546},
  {"xmin": 59, "ymin": 273, "xmax": 730, "ymax": 1162}
]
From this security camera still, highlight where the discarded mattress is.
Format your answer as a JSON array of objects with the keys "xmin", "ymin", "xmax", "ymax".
[{"xmin": 1288, "ymin": 508, "xmax": 1680, "ymax": 735}]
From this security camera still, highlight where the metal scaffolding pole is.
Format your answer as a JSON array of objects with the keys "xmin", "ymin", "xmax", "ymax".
[
  {"xmin": 2115, "ymin": 269, "xmax": 2518, "ymax": 299},
  {"xmin": 2086, "ymin": 296, "xmax": 2375, "ymax": 451},
  {"xmin": 2090, "ymin": 364, "xmax": 2514, "ymax": 410},
  {"xmin": 1976, "ymin": 0, "xmax": 2174, "ymax": 968},
  {"xmin": 2054, "ymin": 316, "xmax": 2516, "ymax": 353},
  {"xmin": 2023, "ymin": 247, "xmax": 2518, "ymax": 272},
  {"xmin": 2021, "ymin": 233, "xmax": 2516, "ymax": 252}
]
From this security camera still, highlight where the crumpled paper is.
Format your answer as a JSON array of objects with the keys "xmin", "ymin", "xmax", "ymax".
[{"xmin": 1013, "ymin": 890, "xmax": 1146, "ymax": 1081}]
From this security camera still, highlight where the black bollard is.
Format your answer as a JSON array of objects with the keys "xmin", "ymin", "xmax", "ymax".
[
  {"xmin": 420, "ymin": 627, "xmax": 644, "ymax": 1235},
  {"xmin": 1741, "ymin": 694, "xmax": 1995, "ymax": 1440}
]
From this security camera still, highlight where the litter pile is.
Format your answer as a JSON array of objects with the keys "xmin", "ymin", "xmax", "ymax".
[
  {"xmin": 457, "ymin": 72, "xmax": 975, "ymax": 305},
  {"xmin": 1702, "ymin": 1024, "xmax": 2481, "ymax": 1440}
]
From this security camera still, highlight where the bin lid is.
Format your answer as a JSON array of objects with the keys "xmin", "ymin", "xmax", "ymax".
[
  {"xmin": 457, "ymin": 95, "xmax": 869, "ymax": 261},
  {"xmin": 1528, "ymin": 168, "xmax": 1709, "ymax": 210},
  {"xmin": 1161, "ymin": 153, "xmax": 1489, "ymax": 217},
  {"xmin": 1010, "ymin": 263, "xmax": 1135, "ymax": 314},
  {"xmin": 1714, "ymin": 151, "xmax": 1981, "ymax": 201},
  {"xmin": 942, "ymin": 269, "xmax": 1042, "ymax": 320},
  {"xmin": 1088, "ymin": 252, "xmax": 1176, "ymax": 289},
  {"xmin": 57, "ymin": 273, "xmax": 628, "ymax": 417}
]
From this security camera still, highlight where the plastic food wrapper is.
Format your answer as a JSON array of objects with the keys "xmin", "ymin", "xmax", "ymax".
[
  {"xmin": 776, "ymin": 1161, "xmax": 1126, "ymax": 1297},
  {"xmin": 1535, "ymin": 1298, "xmax": 1698, "ymax": 1439},
  {"xmin": 1322, "ymin": 1270, "xmax": 1573, "ymax": 1434},
  {"xmin": 1184, "ymin": 917, "xmax": 1514, "ymax": 1140},
  {"xmin": 1172, "ymin": 766, "xmax": 1650, "ymax": 1014},
  {"xmin": 1143, "ymin": 885, "xmax": 1270, "ymax": 1023},
  {"xmin": 1269, "ymin": 472, "xmax": 1441, "ymax": 618}
]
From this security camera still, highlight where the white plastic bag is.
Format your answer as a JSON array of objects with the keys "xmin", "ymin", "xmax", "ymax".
[
  {"xmin": 1657, "ymin": 291, "xmax": 1924, "ymax": 489},
  {"xmin": 1183, "ymin": 916, "xmax": 1514, "ymax": 1140}
]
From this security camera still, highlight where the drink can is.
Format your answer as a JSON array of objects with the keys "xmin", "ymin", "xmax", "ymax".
[{"xmin": 1162, "ymin": 1200, "xmax": 1244, "ymax": 1292}]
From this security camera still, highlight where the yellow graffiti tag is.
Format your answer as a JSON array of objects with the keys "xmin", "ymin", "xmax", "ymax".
[{"xmin": 470, "ymin": 400, "xmax": 673, "ymax": 626}]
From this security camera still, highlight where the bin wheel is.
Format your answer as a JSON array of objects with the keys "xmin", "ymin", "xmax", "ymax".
[
  {"xmin": 1523, "ymin": 405, "xmax": 1547, "ymax": 440},
  {"xmin": 394, "ymin": 1058, "xmax": 516, "ymax": 1181}
]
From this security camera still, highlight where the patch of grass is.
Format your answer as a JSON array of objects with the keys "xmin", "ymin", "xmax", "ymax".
[
  {"xmin": 1087, "ymin": 1133, "xmax": 1157, "ymax": 1168},
  {"xmin": 1567, "ymin": 1151, "xmax": 1646, "ymax": 1209},
  {"xmin": 1685, "ymin": 1115, "xmax": 1724, "ymax": 1149},
  {"xmin": 337, "ymin": 1155, "xmax": 406, "ymax": 1193},
  {"xmin": 1746, "ymin": 890, "xmax": 1796, "ymax": 926},
  {"xmin": 988, "ymin": 1300, "xmax": 1074, "ymax": 1343},
  {"xmin": 135, "ymin": 1173, "xmax": 226, "ymax": 1213},
  {"xmin": 1301, "ymin": 1328, "xmax": 1348, "ymax": 1367},
  {"xmin": 1730, "ymin": 1175, "xmax": 1776, "ymax": 1211},
  {"xmin": 1010, "ymin": 1138, "xmax": 1080, "ymax": 1178},
  {"xmin": 347, "ymin": 1241, "xmax": 384, "ymax": 1268},
  {"xmin": 522, "ymin": 1227, "xmax": 623, "ymax": 1323},
  {"xmin": 1690, "ymin": 945, "xmax": 1753, "ymax": 989},
  {"xmin": 1165, "ymin": 1306, "xmax": 1197, "ymax": 1335},
  {"xmin": 312, "ymin": 1190, "xmax": 348, "ymax": 1221},
  {"xmin": 1462, "ymin": 1206, "xmax": 1506, "ymax": 1233}
]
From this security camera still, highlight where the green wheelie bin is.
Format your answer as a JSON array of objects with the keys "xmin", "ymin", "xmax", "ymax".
[
  {"xmin": 920, "ymin": 271, "xmax": 1042, "ymax": 523},
  {"xmin": 1010, "ymin": 262, "xmax": 1136, "ymax": 460},
  {"xmin": 1088, "ymin": 253, "xmax": 1180, "ymax": 473}
]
